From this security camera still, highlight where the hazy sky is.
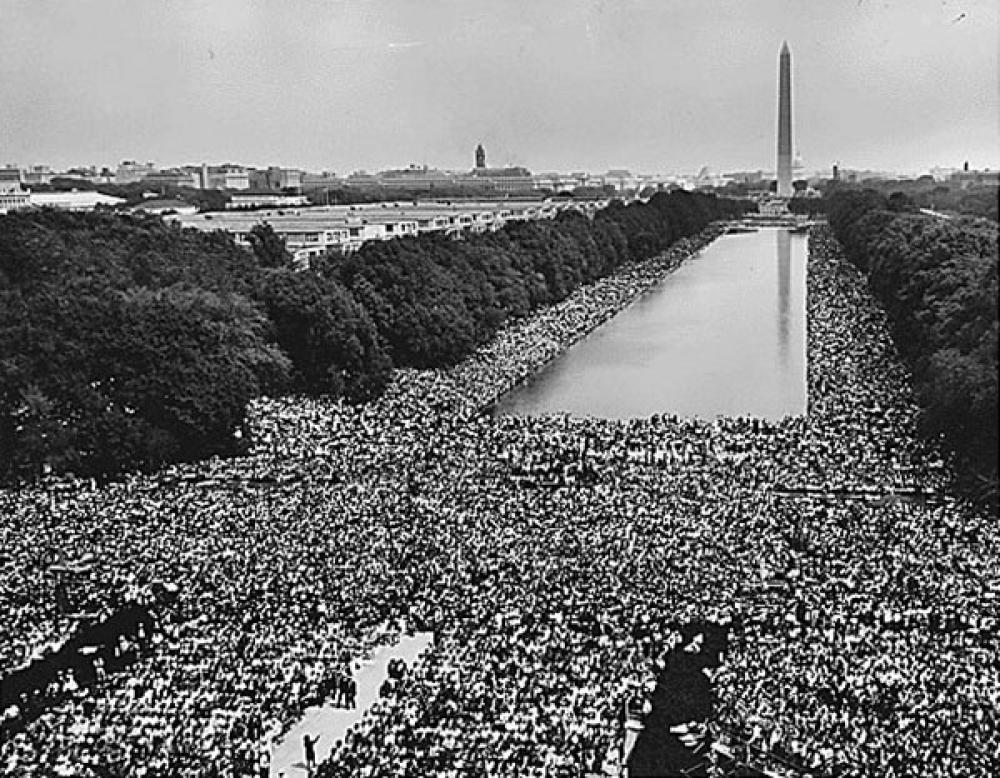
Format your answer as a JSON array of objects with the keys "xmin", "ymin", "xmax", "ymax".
[{"xmin": 2, "ymin": 0, "xmax": 997, "ymax": 175}]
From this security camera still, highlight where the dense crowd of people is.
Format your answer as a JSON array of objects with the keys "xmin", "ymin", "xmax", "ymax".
[{"xmin": 1, "ymin": 225, "xmax": 996, "ymax": 777}]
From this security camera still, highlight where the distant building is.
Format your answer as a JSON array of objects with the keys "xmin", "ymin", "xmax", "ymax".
[
  {"xmin": 172, "ymin": 197, "xmax": 600, "ymax": 266},
  {"xmin": 343, "ymin": 171, "xmax": 381, "ymax": 188},
  {"xmin": 691, "ymin": 166, "xmax": 733, "ymax": 190},
  {"xmin": 64, "ymin": 166, "xmax": 114, "ymax": 185},
  {"xmin": 249, "ymin": 167, "xmax": 304, "ymax": 192},
  {"xmin": 950, "ymin": 166, "xmax": 999, "ymax": 189},
  {"xmin": 218, "ymin": 166, "xmax": 250, "ymax": 190},
  {"xmin": 837, "ymin": 168, "xmax": 897, "ymax": 183},
  {"xmin": 228, "ymin": 192, "xmax": 310, "ymax": 210},
  {"xmin": 300, "ymin": 171, "xmax": 342, "ymax": 191},
  {"xmin": 1, "ymin": 165, "xmax": 24, "ymax": 183},
  {"xmin": 29, "ymin": 191, "xmax": 125, "ymax": 211},
  {"xmin": 460, "ymin": 143, "xmax": 534, "ymax": 192},
  {"xmin": 758, "ymin": 197, "xmax": 790, "ymax": 217},
  {"xmin": 143, "ymin": 169, "xmax": 200, "ymax": 189},
  {"xmin": 468, "ymin": 165, "xmax": 535, "ymax": 193},
  {"xmin": 115, "ymin": 160, "xmax": 156, "ymax": 185},
  {"xmin": 0, "ymin": 170, "xmax": 31, "ymax": 214},
  {"xmin": 726, "ymin": 170, "xmax": 767, "ymax": 186},
  {"xmin": 200, "ymin": 164, "xmax": 251, "ymax": 190},
  {"xmin": 22, "ymin": 165, "xmax": 54, "ymax": 186},
  {"xmin": 601, "ymin": 169, "xmax": 641, "ymax": 192},
  {"xmin": 928, "ymin": 166, "xmax": 959, "ymax": 182},
  {"xmin": 533, "ymin": 172, "xmax": 584, "ymax": 192},
  {"xmin": 130, "ymin": 198, "xmax": 198, "ymax": 216},
  {"xmin": 377, "ymin": 165, "xmax": 457, "ymax": 192}
]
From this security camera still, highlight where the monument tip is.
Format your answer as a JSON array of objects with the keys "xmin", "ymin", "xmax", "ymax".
[{"xmin": 781, "ymin": 40, "xmax": 790, "ymax": 54}]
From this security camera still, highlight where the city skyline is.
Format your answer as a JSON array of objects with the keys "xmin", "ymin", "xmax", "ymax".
[{"xmin": 2, "ymin": 0, "xmax": 998, "ymax": 175}]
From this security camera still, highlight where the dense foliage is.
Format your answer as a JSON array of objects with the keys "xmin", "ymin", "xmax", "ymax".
[
  {"xmin": 327, "ymin": 191, "xmax": 749, "ymax": 366},
  {"xmin": 258, "ymin": 270, "xmax": 390, "ymax": 401},
  {"xmin": 845, "ymin": 177, "xmax": 999, "ymax": 221},
  {"xmin": 0, "ymin": 213, "xmax": 285, "ymax": 481},
  {"xmin": 827, "ymin": 189, "xmax": 998, "ymax": 506},
  {"xmin": 799, "ymin": 179, "xmax": 999, "ymax": 222},
  {"xmin": 1, "ymin": 191, "xmax": 747, "ymax": 483},
  {"xmin": 0, "ymin": 212, "xmax": 380, "ymax": 481}
]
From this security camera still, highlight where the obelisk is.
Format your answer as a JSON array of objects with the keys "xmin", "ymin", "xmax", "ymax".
[{"xmin": 776, "ymin": 41, "xmax": 793, "ymax": 198}]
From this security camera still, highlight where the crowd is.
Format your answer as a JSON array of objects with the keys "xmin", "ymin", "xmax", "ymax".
[
  {"xmin": 709, "ymin": 231, "xmax": 999, "ymax": 777},
  {"xmin": 1, "ymin": 224, "xmax": 997, "ymax": 777}
]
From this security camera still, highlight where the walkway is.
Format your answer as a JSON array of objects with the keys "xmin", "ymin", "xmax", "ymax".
[{"xmin": 269, "ymin": 632, "xmax": 433, "ymax": 777}]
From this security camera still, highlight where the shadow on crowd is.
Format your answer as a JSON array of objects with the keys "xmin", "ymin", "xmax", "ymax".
[
  {"xmin": 1, "ymin": 585, "xmax": 177, "ymax": 737},
  {"xmin": 627, "ymin": 620, "xmax": 729, "ymax": 777}
]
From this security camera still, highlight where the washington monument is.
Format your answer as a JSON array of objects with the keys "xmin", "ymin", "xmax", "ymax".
[{"xmin": 776, "ymin": 41, "xmax": 793, "ymax": 198}]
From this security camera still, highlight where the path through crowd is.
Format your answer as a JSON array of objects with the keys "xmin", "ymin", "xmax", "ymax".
[{"xmin": 269, "ymin": 632, "xmax": 433, "ymax": 777}]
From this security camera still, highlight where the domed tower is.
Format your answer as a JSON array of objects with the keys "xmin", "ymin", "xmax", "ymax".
[{"xmin": 475, "ymin": 144, "xmax": 486, "ymax": 170}]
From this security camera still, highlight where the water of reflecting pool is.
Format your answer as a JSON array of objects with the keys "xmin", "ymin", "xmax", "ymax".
[{"xmin": 495, "ymin": 228, "xmax": 807, "ymax": 420}]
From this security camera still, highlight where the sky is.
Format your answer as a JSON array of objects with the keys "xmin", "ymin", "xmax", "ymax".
[{"xmin": 2, "ymin": 0, "xmax": 997, "ymax": 176}]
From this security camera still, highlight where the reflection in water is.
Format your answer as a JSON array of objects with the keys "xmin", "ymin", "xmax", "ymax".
[{"xmin": 777, "ymin": 228, "xmax": 791, "ymax": 365}]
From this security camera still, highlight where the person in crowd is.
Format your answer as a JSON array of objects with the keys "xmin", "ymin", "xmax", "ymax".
[{"xmin": 303, "ymin": 733, "xmax": 320, "ymax": 771}]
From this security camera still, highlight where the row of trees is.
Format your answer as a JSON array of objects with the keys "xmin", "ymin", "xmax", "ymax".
[
  {"xmin": 324, "ymin": 191, "xmax": 748, "ymax": 366},
  {"xmin": 826, "ymin": 189, "xmax": 998, "ymax": 507},
  {"xmin": 0, "ymin": 192, "xmax": 748, "ymax": 483},
  {"xmin": 849, "ymin": 177, "xmax": 998, "ymax": 221},
  {"xmin": 787, "ymin": 179, "xmax": 999, "ymax": 222}
]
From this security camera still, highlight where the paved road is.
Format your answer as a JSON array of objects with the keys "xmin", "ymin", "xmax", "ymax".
[{"xmin": 270, "ymin": 632, "xmax": 433, "ymax": 777}]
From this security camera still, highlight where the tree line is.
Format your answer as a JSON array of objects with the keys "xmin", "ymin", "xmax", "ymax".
[
  {"xmin": 849, "ymin": 176, "xmax": 998, "ymax": 221},
  {"xmin": 0, "ymin": 191, "xmax": 749, "ymax": 484},
  {"xmin": 785, "ymin": 179, "xmax": 999, "ymax": 222},
  {"xmin": 826, "ymin": 189, "xmax": 998, "ymax": 508}
]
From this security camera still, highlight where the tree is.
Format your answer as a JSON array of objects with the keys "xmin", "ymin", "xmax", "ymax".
[
  {"xmin": 259, "ymin": 270, "xmax": 391, "ymax": 401},
  {"xmin": 887, "ymin": 191, "xmax": 916, "ymax": 212},
  {"xmin": 112, "ymin": 286, "xmax": 290, "ymax": 461},
  {"xmin": 0, "ymin": 210, "xmax": 290, "ymax": 483},
  {"xmin": 248, "ymin": 223, "xmax": 292, "ymax": 268}
]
